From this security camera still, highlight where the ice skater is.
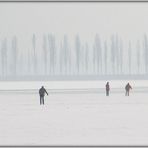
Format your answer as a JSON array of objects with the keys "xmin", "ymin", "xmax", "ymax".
[
  {"xmin": 39, "ymin": 86, "xmax": 48, "ymax": 105},
  {"xmin": 125, "ymin": 83, "xmax": 132, "ymax": 96},
  {"xmin": 105, "ymin": 82, "xmax": 110, "ymax": 96}
]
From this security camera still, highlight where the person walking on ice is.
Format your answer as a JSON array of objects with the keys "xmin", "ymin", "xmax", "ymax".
[
  {"xmin": 125, "ymin": 83, "xmax": 132, "ymax": 96},
  {"xmin": 105, "ymin": 82, "xmax": 110, "ymax": 96},
  {"xmin": 39, "ymin": 86, "xmax": 48, "ymax": 105}
]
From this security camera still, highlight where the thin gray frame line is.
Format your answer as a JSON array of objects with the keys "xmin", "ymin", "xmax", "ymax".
[
  {"xmin": 1, "ymin": 146, "xmax": 148, "ymax": 147},
  {"xmin": 0, "ymin": 1, "xmax": 148, "ymax": 2}
]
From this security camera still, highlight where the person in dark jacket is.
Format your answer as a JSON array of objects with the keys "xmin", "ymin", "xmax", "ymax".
[
  {"xmin": 105, "ymin": 82, "xmax": 110, "ymax": 96},
  {"xmin": 39, "ymin": 86, "xmax": 48, "ymax": 105},
  {"xmin": 125, "ymin": 83, "xmax": 132, "ymax": 96}
]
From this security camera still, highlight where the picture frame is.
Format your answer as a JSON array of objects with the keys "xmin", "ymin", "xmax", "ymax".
[{"xmin": 0, "ymin": 0, "xmax": 147, "ymax": 148}]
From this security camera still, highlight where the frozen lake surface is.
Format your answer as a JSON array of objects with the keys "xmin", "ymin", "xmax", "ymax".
[{"xmin": 0, "ymin": 80, "xmax": 148, "ymax": 145}]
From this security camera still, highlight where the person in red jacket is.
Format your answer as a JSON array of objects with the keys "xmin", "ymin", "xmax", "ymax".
[
  {"xmin": 105, "ymin": 82, "xmax": 110, "ymax": 96},
  {"xmin": 125, "ymin": 83, "xmax": 132, "ymax": 96}
]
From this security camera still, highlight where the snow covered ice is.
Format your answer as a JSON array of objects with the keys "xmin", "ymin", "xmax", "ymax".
[{"xmin": 0, "ymin": 80, "xmax": 148, "ymax": 145}]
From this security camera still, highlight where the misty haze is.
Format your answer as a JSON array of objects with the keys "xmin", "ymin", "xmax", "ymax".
[
  {"xmin": 0, "ymin": 2, "xmax": 147, "ymax": 146},
  {"xmin": 0, "ymin": 3, "xmax": 148, "ymax": 80}
]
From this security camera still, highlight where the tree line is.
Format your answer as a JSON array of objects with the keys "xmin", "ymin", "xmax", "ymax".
[{"xmin": 0, "ymin": 33, "xmax": 147, "ymax": 78}]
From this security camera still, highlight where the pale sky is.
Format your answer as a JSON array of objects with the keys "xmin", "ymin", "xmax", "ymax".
[{"xmin": 0, "ymin": 2, "xmax": 148, "ymax": 47}]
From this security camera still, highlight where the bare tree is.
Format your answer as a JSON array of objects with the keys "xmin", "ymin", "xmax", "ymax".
[
  {"xmin": 75, "ymin": 35, "xmax": 81, "ymax": 74},
  {"xmin": 43, "ymin": 34, "xmax": 48, "ymax": 75},
  {"xmin": 27, "ymin": 48, "xmax": 31, "ymax": 75},
  {"xmin": 1, "ymin": 38, "xmax": 7, "ymax": 77},
  {"xmin": 119, "ymin": 38, "xmax": 123, "ymax": 74},
  {"xmin": 111, "ymin": 35, "xmax": 116, "ymax": 74},
  {"xmin": 94, "ymin": 34, "xmax": 102, "ymax": 74},
  {"xmin": 104, "ymin": 40, "xmax": 107, "ymax": 74},
  {"xmin": 12, "ymin": 36, "xmax": 18, "ymax": 76},
  {"xmin": 48, "ymin": 34, "xmax": 56, "ymax": 75},
  {"xmin": 32, "ymin": 34, "xmax": 37, "ymax": 74},
  {"xmin": 63, "ymin": 35, "xmax": 69, "ymax": 74},
  {"xmin": 59, "ymin": 42, "xmax": 63, "ymax": 74},
  {"xmin": 143, "ymin": 34, "xmax": 148, "ymax": 74},
  {"xmin": 136, "ymin": 40, "xmax": 140, "ymax": 74},
  {"xmin": 85, "ymin": 43, "xmax": 89, "ymax": 74},
  {"xmin": 115, "ymin": 34, "xmax": 120, "ymax": 74},
  {"xmin": 128, "ymin": 41, "xmax": 132, "ymax": 75}
]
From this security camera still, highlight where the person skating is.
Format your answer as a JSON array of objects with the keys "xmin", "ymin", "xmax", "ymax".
[
  {"xmin": 39, "ymin": 86, "xmax": 48, "ymax": 105},
  {"xmin": 125, "ymin": 83, "xmax": 132, "ymax": 96},
  {"xmin": 105, "ymin": 82, "xmax": 110, "ymax": 96}
]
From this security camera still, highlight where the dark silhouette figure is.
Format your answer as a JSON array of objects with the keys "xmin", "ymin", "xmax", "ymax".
[
  {"xmin": 125, "ymin": 83, "xmax": 132, "ymax": 96},
  {"xmin": 105, "ymin": 82, "xmax": 110, "ymax": 96},
  {"xmin": 39, "ymin": 86, "xmax": 48, "ymax": 105}
]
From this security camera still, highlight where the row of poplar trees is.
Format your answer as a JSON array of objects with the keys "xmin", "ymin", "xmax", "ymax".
[{"xmin": 0, "ymin": 33, "xmax": 148, "ymax": 78}]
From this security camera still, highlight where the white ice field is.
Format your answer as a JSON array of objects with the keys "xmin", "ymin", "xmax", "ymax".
[{"xmin": 0, "ymin": 80, "xmax": 148, "ymax": 146}]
